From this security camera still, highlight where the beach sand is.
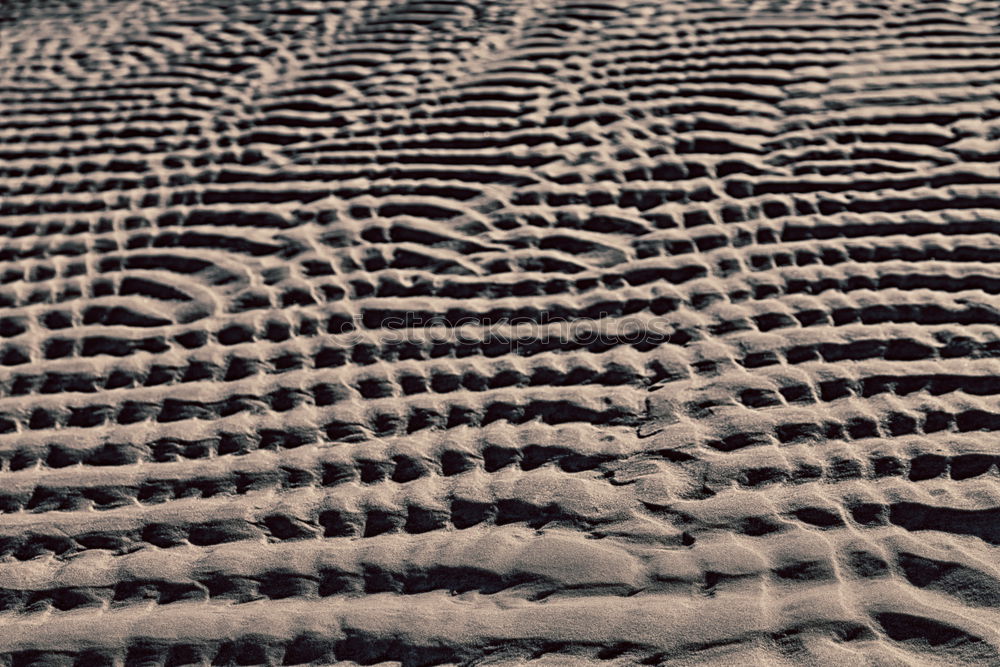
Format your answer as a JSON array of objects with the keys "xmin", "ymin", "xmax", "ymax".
[{"xmin": 1, "ymin": 0, "xmax": 1000, "ymax": 664}]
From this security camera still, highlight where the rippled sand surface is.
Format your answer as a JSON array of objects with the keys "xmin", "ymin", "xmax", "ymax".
[{"xmin": 2, "ymin": 0, "xmax": 1000, "ymax": 664}]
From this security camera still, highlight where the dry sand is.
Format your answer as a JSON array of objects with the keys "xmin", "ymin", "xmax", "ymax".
[{"xmin": 2, "ymin": 0, "xmax": 1000, "ymax": 664}]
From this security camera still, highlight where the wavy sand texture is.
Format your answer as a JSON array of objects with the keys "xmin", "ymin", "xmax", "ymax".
[{"xmin": 2, "ymin": 0, "xmax": 1000, "ymax": 664}]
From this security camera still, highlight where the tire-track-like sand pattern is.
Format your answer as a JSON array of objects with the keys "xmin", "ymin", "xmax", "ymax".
[{"xmin": 3, "ymin": 0, "xmax": 1000, "ymax": 665}]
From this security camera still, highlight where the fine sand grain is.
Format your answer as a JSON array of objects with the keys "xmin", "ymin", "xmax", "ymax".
[{"xmin": 2, "ymin": 0, "xmax": 1000, "ymax": 664}]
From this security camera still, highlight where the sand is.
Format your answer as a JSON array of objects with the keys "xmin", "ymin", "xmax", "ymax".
[{"xmin": 1, "ymin": 0, "xmax": 1000, "ymax": 664}]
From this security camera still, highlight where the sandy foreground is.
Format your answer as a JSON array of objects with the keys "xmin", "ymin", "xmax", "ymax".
[{"xmin": 1, "ymin": 0, "xmax": 1000, "ymax": 664}]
